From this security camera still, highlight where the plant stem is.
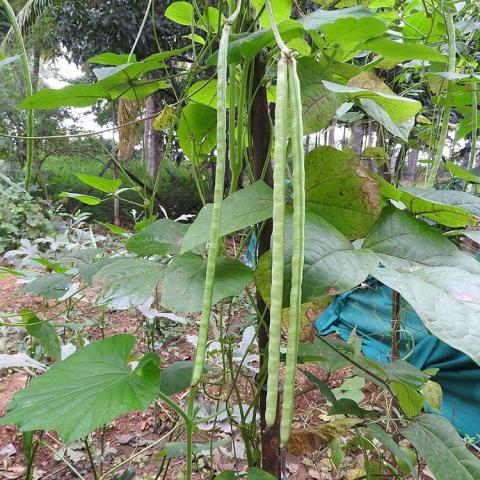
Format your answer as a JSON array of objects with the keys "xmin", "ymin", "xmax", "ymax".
[
  {"xmin": 84, "ymin": 437, "xmax": 99, "ymax": 480},
  {"xmin": 265, "ymin": 0, "xmax": 291, "ymax": 56},
  {"xmin": 250, "ymin": 53, "xmax": 280, "ymax": 475},
  {"xmin": 464, "ymin": 85, "xmax": 478, "ymax": 190},
  {"xmin": 391, "ymin": 291, "xmax": 401, "ymax": 360},
  {"xmin": 425, "ymin": 11, "xmax": 455, "ymax": 188},
  {"xmin": 186, "ymin": 386, "xmax": 197, "ymax": 480},
  {"xmin": 0, "ymin": 0, "xmax": 34, "ymax": 186}
]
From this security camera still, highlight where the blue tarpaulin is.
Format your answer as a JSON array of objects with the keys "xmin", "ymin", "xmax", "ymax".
[{"xmin": 315, "ymin": 278, "xmax": 480, "ymax": 440}]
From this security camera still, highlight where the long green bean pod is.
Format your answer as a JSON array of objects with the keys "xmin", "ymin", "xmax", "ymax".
[
  {"xmin": 191, "ymin": 1, "xmax": 241, "ymax": 387},
  {"xmin": 265, "ymin": 54, "xmax": 289, "ymax": 426},
  {"xmin": 280, "ymin": 57, "xmax": 305, "ymax": 447}
]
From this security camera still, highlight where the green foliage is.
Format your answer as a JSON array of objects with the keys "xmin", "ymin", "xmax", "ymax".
[
  {"xmin": 2, "ymin": 0, "xmax": 480, "ymax": 477},
  {"xmin": 297, "ymin": 57, "xmax": 341, "ymax": 135},
  {"xmin": 94, "ymin": 258, "xmax": 165, "ymax": 309},
  {"xmin": 182, "ymin": 181, "xmax": 273, "ymax": 252},
  {"xmin": 255, "ymin": 209, "xmax": 375, "ymax": 306},
  {"xmin": 161, "ymin": 253, "xmax": 253, "ymax": 313},
  {"xmin": 373, "ymin": 266, "xmax": 480, "ymax": 366},
  {"xmin": 376, "ymin": 175, "xmax": 479, "ymax": 227},
  {"xmin": 362, "ymin": 206, "xmax": 480, "ymax": 273},
  {"xmin": 126, "ymin": 219, "xmax": 188, "ymax": 256},
  {"xmin": 0, "ymin": 335, "xmax": 160, "ymax": 443},
  {"xmin": 42, "ymin": 154, "xmax": 208, "ymax": 221},
  {"xmin": 0, "ymin": 176, "xmax": 52, "ymax": 253},
  {"xmin": 402, "ymin": 414, "xmax": 480, "ymax": 480},
  {"xmin": 177, "ymin": 103, "xmax": 217, "ymax": 165},
  {"xmin": 22, "ymin": 273, "xmax": 73, "ymax": 300}
]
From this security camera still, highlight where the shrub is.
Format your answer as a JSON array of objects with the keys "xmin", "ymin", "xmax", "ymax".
[{"xmin": 0, "ymin": 174, "xmax": 53, "ymax": 253}]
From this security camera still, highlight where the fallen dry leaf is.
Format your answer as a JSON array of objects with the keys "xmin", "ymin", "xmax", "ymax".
[{"xmin": 288, "ymin": 418, "xmax": 363, "ymax": 455}]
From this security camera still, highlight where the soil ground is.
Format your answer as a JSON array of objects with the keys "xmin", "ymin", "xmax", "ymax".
[{"xmin": 0, "ymin": 274, "xmax": 478, "ymax": 480}]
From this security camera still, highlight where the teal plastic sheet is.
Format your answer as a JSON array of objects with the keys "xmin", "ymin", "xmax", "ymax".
[{"xmin": 315, "ymin": 278, "xmax": 480, "ymax": 440}]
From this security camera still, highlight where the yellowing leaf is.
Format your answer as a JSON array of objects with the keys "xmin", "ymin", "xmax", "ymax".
[{"xmin": 153, "ymin": 105, "xmax": 176, "ymax": 131}]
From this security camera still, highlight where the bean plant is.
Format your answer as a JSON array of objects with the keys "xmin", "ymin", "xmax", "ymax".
[{"xmin": 1, "ymin": 0, "xmax": 480, "ymax": 479}]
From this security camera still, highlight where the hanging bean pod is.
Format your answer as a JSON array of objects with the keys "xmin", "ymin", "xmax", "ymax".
[
  {"xmin": 191, "ymin": 2, "xmax": 241, "ymax": 386},
  {"xmin": 265, "ymin": 54, "xmax": 289, "ymax": 427},
  {"xmin": 280, "ymin": 57, "xmax": 305, "ymax": 447}
]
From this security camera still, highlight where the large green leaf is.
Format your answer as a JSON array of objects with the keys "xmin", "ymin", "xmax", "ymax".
[
  {"xmin": 165, "ymin": 2, "xmax": 196, "ymax": 26},
  {"xmin": 221, "ymin": 6, "xmax": 378, "ymax": 63},
  {"xmin": 347, "ymin": 70, "xmax": 414, "ymax": 139},
  {"xmin": 77, "ymin": 258, "xmax": 125, "ymax": 284},
  {"xmin": 255, "ymin": 209, "xmax": 375, "ymax": 306},
  {"xmin": 177, "ymin": 103, "xmax": 217, "ymax": 165},
  {"xmin": 402, "ymin": 414, "xmax": 480, "ymax": 480},
  {"xmin": 182, "ymin": 181, "xmax": 273, "ymax": 252},
  {"xmin": 22, "ymin": 83, "xmax": 110, "ymax": 109},
  {"xmin": 126, "ymin": 219, "xmax": 188, "ymax": 257},
  {"xmin": 247, "ymin": 468, "xmax": 278, "ymax": 479},
  {"xmin": 305, "ymin": 146, "xmax": 381, "ymax": 238},
  {"xmin": 373, "ymin": 266, "xmax": 480, "ymax": 365},
  {"xmin": 165, "ymin": 2, "xmax": 224, "ymax": 32},
  {"xmin": 22, "ymin": 60, "xmax": 168, "ymax": 109},
  {"xmin": 161, "ymin": 253, "xmax": 253, "ymax": 313},
  {"xmin": 94, "ymin": 258, "xmax": 165, "ymax": 309},
  {"xmin": 322, "ymin": 81, "xmax": 421, "ymax": 124},
  {"xmin": 0, "ymin": 335, "xmax": 160, "ymax": 443},
  {"xmin": 87, "ymin": 52, "xmax": 136, "ymax": 65},
  {"xmin": 362, "ymin": 206, "xmax": 480, "ymax": 273},
  {"xmin": 251, "ymin": 0, "xmax": 292, "ymax": 28},
  {"xmin": 361, "ymin": 38, "xmax": 448, "ymax": 63},
  {"xmin": 391, "ymin": 381, "xmax": 424, "ymax": 417},
  {"xmin": 297, "ymin": 58, "xmax": 342, "ymax": 135},
  {"xmin": 22, "ymin": 273, "xmax": 73, "ymax": 300}
]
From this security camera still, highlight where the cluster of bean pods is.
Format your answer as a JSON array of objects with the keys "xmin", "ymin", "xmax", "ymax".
[
  {"xmin": 266, "ymin": 50, "xmax": 305, "ymax": 449},
  {"xmin": 191, "ymin": 0, "xmax": 305, "ymax": 450}
]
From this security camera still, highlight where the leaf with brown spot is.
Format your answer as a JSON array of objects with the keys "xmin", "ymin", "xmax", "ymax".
[{"xmin": 305, "ymin": 146, "xmax": 381, "ymax": 239}]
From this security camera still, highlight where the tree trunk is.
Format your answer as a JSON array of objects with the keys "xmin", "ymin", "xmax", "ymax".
[
  {"xmin": 351, "ymin": 123, "xmax": 363, "ymax": 154},
  {"xmin": 112, "ymin": 162, "xmax": 120, "ymax": 226},
  {"xmin": 328, "ymin": 119, "xmax": 336, "ymax": 147},
  {"xmin": 462, "ymin": 138, "xmax": 471, "ymax": 169},
  {"xmin": 367, "ymin": 120, "xmax": 374, "ymax": 147},
  {"xmin": 145, "ymin": 95, "xmax": 163, "ymax": 182},
  {"xmin": 250, "ymin": 53, "xmax": 280, "ymax": 478},
  {"xmin": 112, "ymin": 102, "xmax": 120, "ymax": 226},
  {"xmin": 405, "ymin": 149, "xmax": 419, "ymax": 182}
]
